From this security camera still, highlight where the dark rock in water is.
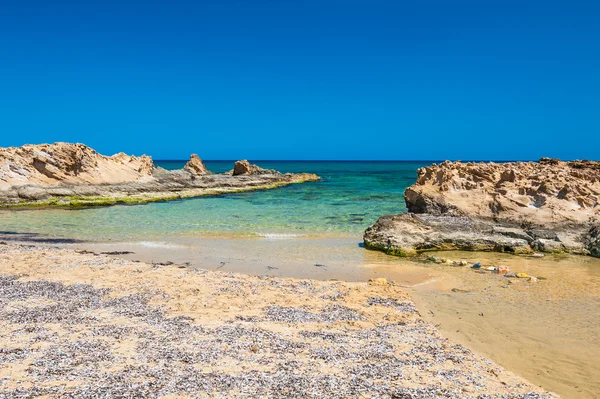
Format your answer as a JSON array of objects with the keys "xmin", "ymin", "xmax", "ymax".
[
  {"xmin": 471, "ymin": 262, "xmax": 482, "ymax": 269},
  {"xmin": 451, "ymin": 288, "xmax": 472, "ymax": 293},
  {"xmin": 531, "ymin": 238, "xmax": 566, "ymax": 253},
  {"xmin": 152, "ymin": 261, "xmax": 174, "ymax": 267}
]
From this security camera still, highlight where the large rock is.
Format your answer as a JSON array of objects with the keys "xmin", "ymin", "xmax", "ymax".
[
  {"xmin": 184, "ymin": 154, "xmax": 210, "ymax": 176},
  {"xmin": 232, "ymin": 160, "xmax": 277, "ymax": 176},
  {"xmin": 364, "ymin": 159, "xmax": 600, "ymax": 258},
  {"xmin": 0, "ymin": 142, "xmax": 154, "ymax": 187},
  {"xmin": 364, "ymin": 213, "xmax": 534, "ymax": 257},
  {"xmin": 404, "ymin": 159, "xmax": 600, "ymax": 225}
]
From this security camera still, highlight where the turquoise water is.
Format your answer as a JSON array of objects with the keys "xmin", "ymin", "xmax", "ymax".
[{"xmin": 0, "ymin": 161, "xmax": 428, "ymax": 242}]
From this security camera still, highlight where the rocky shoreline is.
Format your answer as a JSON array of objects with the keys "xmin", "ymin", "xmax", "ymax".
[
  {"xmin": 0, "ymin": 143, "xmax": 319, "ymax": 208},
  {"xmin": 0, "ymin": 243, "xmax": 557, "ymax": 398},
  {"xmin": 364, "ymin": 159, "xmax": 600, "ymax": 258}
]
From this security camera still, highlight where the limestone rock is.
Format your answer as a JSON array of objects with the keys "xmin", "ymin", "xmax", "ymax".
[
  {"xmin": 363, "ymin": 213, "xmax": 533, "ymax": 257},
  {"xmin": 184, "ymin": 154, "xmax": 210, "ymax": 176},
  {"xmin": 233, "ymin": 160, "xmax": 252, "ymax": 175},
  {"xmin": 532, "ymin": 238, "xmax": 565, "ymax": 253},
  {"xmin": 0, "ymin": 143, "xmax": 320, "ymax": 207},
  {"xmin": 364, "ymin": 158, "xmax": 600, "ymax": 258},
  {"xmin": 404, "ymin": 159, "xmax": 600, "ymax": 226},
  {"xmin": 0, "ymin": 142, "xmax": 154, "ymax": 187},
  {"xmin": 232, "ymin": 160, "xmax": 277, "ymax": 176}
]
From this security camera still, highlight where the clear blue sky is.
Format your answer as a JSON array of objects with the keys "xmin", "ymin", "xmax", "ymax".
[{"xmin": 1, "ymin": 0, "xmax": 599, "ymax": 160}]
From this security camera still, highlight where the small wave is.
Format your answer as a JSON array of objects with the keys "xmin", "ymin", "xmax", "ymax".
[
  {"xmin": 132, "ymin": 241, "xmax": 186, "ymax": 249},
  {"xmin": 256, "ymin": 233, "xmax": 304, "ymax": 239}
]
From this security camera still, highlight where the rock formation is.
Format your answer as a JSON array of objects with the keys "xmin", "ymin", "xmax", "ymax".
[
  {"xmin": 232, "ymin": 160, "xmax": 277, "ymax": 176},
  {"xmin": 0, "ymin": 142, "xmax": 154, "ymax": 187},
  {"xmin": 183, "ymin": 154, "xmax": 210, "ymax": 176},
  {"xmin": 364, "ymin": 159, "xmax": 600, "ymax": 258},
  {"xmin": 0, "ymin": 143, "xmax": 319, "ymax": 207}
]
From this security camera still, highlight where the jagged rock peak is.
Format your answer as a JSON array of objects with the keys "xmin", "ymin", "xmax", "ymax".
[{"xmin": 184, "ymin": 154, "xmax": 210, "ymax": 176}]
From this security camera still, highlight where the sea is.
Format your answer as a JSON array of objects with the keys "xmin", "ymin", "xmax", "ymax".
[{"xmin": 0, "ymin": 161, "xmax": 429, "ymax": 242}]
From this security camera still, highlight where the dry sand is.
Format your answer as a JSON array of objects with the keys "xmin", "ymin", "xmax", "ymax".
[{"xmin": 0, "ymin": 243, "xmax": 557, "ymax": 398}]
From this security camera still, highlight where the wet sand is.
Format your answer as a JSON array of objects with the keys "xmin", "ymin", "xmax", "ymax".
[
  {"xmin": 405, "ymin": 251, "xmax": 600, "ymax": 399},
  {"xmin": 4, "ymin": 233, "xmax": 600, "ymax": 398}
]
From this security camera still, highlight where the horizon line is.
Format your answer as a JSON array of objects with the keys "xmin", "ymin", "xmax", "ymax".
[{"xmin": 154, "ymin": 159, "xmax": 547, "ymax": 163}]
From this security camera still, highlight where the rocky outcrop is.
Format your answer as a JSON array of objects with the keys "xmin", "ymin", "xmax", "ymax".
[
  {"xmin": 0, "ymin": 142, "xmax": 154, "ymax": 187},
  {"xmin": 0, "ymin": 143, "xmax": 319, "ymax": 208},
  {"xmin": 364, "ymin": 159, "xmax": 600, "ymax": 258},
  {"xmin": 232, "ymin": 160, "xmax": 276, "ymax": 176},
  {"xmin": 183, "ymin": 154, "xmax": 210, "ymax": 176},
  {"xmin": 404, "ymin": 159, "xmax": 600, "ymax": 225}
]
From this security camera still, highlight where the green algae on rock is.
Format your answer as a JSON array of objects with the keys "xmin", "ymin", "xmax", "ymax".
[
  {"xmin": 364, "ymin": 159, "xmax": 600, "ymax": 258},
  {"xmin": 0, "ymin": 142, "xmax": 319, "ymax": 208}
]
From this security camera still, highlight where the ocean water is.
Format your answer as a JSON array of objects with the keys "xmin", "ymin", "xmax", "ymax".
[{"xmin": 0, "ymin": 161, "xmax": 430, "ymax": 242}]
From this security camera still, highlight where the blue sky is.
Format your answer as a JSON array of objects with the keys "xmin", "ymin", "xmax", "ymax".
[{"xmin": 0, "ymin": 0, "xmax": 599, "ymax": 160}]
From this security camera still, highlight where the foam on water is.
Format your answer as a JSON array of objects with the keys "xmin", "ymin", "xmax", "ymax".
[
  {"xmin": 132, "ymin": 241, "xmax": 187, "ymax": 249},
  {"xmin": 256, "ymin": 233, "xmax": 305, "ymax": 239}
]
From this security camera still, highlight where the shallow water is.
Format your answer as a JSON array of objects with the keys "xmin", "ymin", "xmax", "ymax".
[{"xmin": 0, "ymin": 161, "xmax": 426, "ymax": 240}]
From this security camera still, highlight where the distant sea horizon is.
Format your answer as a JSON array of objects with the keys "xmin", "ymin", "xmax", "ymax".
[{"xmin": 154, "ymin": 159, "xmax": 542, "ymax": 162}]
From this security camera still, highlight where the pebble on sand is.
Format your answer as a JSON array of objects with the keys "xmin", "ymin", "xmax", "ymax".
[{"xmin": 368, "ymin": 277, "xmax": 388, "ymax": 286}]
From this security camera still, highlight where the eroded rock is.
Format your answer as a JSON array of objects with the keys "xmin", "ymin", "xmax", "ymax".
[
  {"xmin": 0, "ymin": 142, "xmax": 154, "ymax": 187},
  {"xmin": 232, "ymin": 160, "xmax": 277, "ymax": 176},
  {"xmin": 364, "ymin": 159, "xmax": 600, "ymax": 258},
  {"xmin": 184, "ymin": 154, "xmax": 210, "ymax": 176}
]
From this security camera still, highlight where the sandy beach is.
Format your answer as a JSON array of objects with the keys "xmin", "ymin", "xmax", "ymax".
[
  {"xmin": 2, "ymin": 0, "xmax": 599, "ymax": 396},
  {"xmin": 0, "ymin": 243, "xmax": 557, "ymax": 398}
]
